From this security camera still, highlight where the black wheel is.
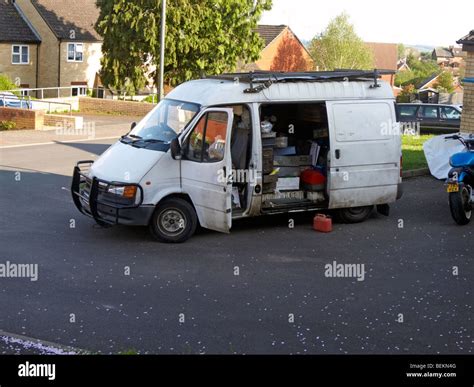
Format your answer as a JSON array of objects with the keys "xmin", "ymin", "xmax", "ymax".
[
  {"xmin": 449, "ymin": 186, "xmax": 472, "ymax": 225},
  {"xmin": 149, "ymin": 198, "xmax": 198, "ymax": 243},
  {"xmin": 337, "ymin": 206, "xmax": 373, "ymax": 223}
]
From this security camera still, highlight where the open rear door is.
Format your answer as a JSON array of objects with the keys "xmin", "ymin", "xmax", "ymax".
[
  {"xmin": 180, "ymin": 108, "xmax": 234, "ymax": 233},
  {"xmin": 326, "ymin": 100, "xmax": 401, "ymax": 209}
]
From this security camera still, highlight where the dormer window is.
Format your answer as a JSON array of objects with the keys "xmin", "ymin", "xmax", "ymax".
[{"xmin": 67, "ymin": 43, "xmax": 83, "ymax": 62}]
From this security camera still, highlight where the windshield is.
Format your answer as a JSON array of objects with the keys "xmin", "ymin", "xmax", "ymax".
[{"xmin": 129, "ymin": 99, "xmax": 200, "ymax": 142}]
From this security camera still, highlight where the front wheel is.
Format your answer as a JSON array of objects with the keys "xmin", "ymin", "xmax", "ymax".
[
  {"xmin": 449, "ymin": 186, "xmax": 472, "ymax": 225},
  {"xmin": 149, "ymin": 198, "xmax": 198, "ymax": 243},
  {"xmin": 337, "ymin": 206, "xmax": 373, "ymax": 223}
]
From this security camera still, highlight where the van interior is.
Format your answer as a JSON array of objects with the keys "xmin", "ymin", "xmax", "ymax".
[
  {"xmin": 224, "ymin": 102, "xmax": 331, "ymax": 215},
  {"xmin": 259, "ymin": 102, "xmax": 330, "ymax": 212}
]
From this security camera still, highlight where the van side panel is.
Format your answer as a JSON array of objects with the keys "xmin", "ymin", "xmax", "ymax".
[{"xmin": 326, "ymin": 100, "xmax": 401, "ymax": 209}]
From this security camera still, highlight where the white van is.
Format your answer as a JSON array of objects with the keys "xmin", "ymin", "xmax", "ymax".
[{"xmin": 72, "ymin": 71, "xmax": 403, "ymax": 243}]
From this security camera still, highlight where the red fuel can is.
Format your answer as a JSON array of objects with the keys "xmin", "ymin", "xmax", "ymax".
[{"xmin": 313, "ymin": 214, "xmax": 332, "ymax": 233}]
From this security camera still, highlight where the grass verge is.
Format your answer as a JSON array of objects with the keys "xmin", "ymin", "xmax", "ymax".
[{"xmin": 402, "ymin": 134, "xmax": 434, "ymax": 170}]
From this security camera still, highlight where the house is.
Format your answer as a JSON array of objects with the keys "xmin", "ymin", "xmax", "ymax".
[
  {"xmin": 0, "ymin": 0, "xmax": 41, "ymax": 92},
  {"xmin": 239, "ymin": 25, "xmax": 314, "ymax": 72},
  {"xmin": 365, "ymin": 42, "xmax": 398, "ymax": 86},
  {"xmin": 457, "ymin": 30, "xmax": 474, "ymax": 134},
  {"xmin": 397, "ymin": 58, "xmax": 410, "ymax": 72},
  {"xmin": 1, "ymin": 0, "xmax": 102, "ymax": 97},
  {"xmin": 414, "ymin": 73, "xmax": 441, "ymax": 103},
  {"xmin": 432, "ymin": 47, "xmax": 453, "ymax": 65},
  {"xmin": 414, "ymin": 72, "xmax": 463, "ymax": 104},
  {"xmin": 432, "ymin": 45, "xmax": 466, "ymax": 75}
]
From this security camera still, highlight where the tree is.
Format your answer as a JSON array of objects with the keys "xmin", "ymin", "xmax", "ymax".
[
  {"xmin": 308, "ymin": 13, "xmax": 373, "ymax": 71},
  {"xmin": 396, "ymin": 84, "xmax": 416, "ymax": 103},
  {"xmin": 397, "ymin": 43, "xmax": 405, "ymax": 60},
  {"xmin": 395, "ymin": 55, "xmax": 440, "ymax": 87},
  {"xmin": 96, "ymin": 0, "xmax": 272, "ymax": 93},
  {"xmin": 434, "ymin": 71, "xmax": 455, "ymax": 93},
  {"xmin": 270, "ymin": 33, "xmax": 309, "ymax": 72},
  {"xmin": 0, "ymin": 75, "xmax": 17, "ymax": 91}
]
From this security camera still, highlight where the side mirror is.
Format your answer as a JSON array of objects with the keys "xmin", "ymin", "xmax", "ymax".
[
  {"xmin": 130, "ymin": 122, "xmax": 137, "ymax": 130},
  {"xmin": 170, "ymin": 137, "xmax": 182, "ymax": 160}
]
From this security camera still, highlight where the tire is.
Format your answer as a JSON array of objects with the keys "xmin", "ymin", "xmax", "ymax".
[
  {"xmin": 449, "ymin": 186, "xmax": 472, "ymax": 225},
  {"xmin": 94, "ymin": 219, "xmax": 113, "ymax": 228},
  {"xmin": 337, "ymin": 206, "xmax": 373, "ymax": 223},
  {"xmin": 149, "ymin": 198, "xmax": 198, "ymax": 243}
]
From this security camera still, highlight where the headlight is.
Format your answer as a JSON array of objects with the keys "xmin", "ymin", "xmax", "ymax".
[{"xmin": 107, "ymin": 185, "xmax": 137, "ymax": 199}]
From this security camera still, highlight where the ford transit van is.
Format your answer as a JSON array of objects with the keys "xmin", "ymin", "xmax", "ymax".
[{"xmin": 72, "ymin": 70, "xmax": 403, "ymax": 242}]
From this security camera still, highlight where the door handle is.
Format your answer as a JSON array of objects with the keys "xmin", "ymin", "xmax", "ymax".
[
  {"xmin": 222, "ymin": 166, "xmax": 232, "ymax": 185},
  {"xmin": 335, "ymin": 149, "xmax": 341, "ymax": 159}
]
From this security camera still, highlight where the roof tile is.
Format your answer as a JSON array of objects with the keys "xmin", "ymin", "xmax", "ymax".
[
  {"xmin": 31, "ymin": 0, "xmax": 101, "ymax": 41},
  {"xmin": 0, "ymin": 0, "xmax": 40, "ymax": 43},
  {"xmin": 256, "ymin": 25, "xmax": 287, "ymax": 47},
  {"xmin": 365, "ymin": 42, "xmax": 398, "ymax": 71}
]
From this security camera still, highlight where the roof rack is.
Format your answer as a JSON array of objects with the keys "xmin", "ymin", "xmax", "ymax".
[{"xmin": 204, "ymin": 69, "xmax": 395, "ymax": 93}]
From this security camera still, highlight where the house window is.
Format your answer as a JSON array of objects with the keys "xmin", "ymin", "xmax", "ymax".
[
  {"xmin": 71, "ymin": 86, "xmax": 87, "ymax": 96},
  {"xmin": 67, "ymin": 43, "xmax": 84, "ymax": 62},
  {"xmin": 20, "ymin": 84, "xmax": 30, "ymax": 97},
  {"xmin": 12, "ymin": 45, "xmax": 29, "ymax": 64}
]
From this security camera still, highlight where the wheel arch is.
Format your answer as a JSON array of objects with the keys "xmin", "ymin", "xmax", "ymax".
[{"xmin": 154, "ymin": 192, "xmax": 202, "ymax": 227}]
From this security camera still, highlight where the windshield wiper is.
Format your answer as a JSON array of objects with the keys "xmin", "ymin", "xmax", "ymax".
[
  {"xmin": 120, "ymin": 133, "xmax": 142, "ymax": 142},
  {"xmin": 142, "ymin": 139, "xmax": 166, "ymax": 143}
]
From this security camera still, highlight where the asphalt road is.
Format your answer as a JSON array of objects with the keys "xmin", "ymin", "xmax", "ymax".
[{"xmin": 0, "ymin": 138, "xmax": 472, "ymax": 354}]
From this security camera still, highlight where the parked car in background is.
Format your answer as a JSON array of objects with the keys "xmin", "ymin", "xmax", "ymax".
[
  {"xmin": 0, "ymin": 92, "xmax": 31, "ymax": 109},
  {"xmin": 396, "ymin": 103, "xmax": 462, "ymax": 133}
]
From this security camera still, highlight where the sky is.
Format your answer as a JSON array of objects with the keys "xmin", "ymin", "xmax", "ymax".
[{"xmin": 260, "ymin": 0, "xmax": 474, "ymax": 48}]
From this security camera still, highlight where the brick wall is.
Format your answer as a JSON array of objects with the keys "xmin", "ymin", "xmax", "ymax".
[
  {"xmin": 44, "ymin": 114, "xmax": 83, "ymax": 130},
  {"xmin": 255, "ymin": 29, "xmax": 314, "ymax": 71},
  {"xmin": 79, "ymin": 97, "xmax": 155, "ymax": 116},
  {"xmin": 60, "ymin": 42, "xmax": 103, "ymax": 89},
  {"xmin": 0, "ymin": 43, "xmax": 38, "ymax": 88},
  {"xmin": 460, "ymin": 51, "xmax": 474, "ymax": 134},
  {"xmin": 0, "ymin": 107, "xmax": 44, "ymax": 130},
  {"xmin": 16, "ymin": 0, "xmax": 59, "ymax": 94}
]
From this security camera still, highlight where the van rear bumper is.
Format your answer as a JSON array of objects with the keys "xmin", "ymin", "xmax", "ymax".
[{"xmin": 71, "ymin": 161, "xmax": 154, "ymax": 226}]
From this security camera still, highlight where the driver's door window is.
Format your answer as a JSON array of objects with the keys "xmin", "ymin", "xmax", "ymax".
[
  {"xmin": 441, "ymin": 107, "xmax": 461, "ymax": 120},
  {"xmin": 186, "ymin": 112, "xmax": 228, "ymax": 163}
]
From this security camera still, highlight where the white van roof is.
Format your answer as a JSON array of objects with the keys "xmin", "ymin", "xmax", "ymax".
[{"xmin": 166, "ymin": 78, "xmax": 395, "ymax": 107}]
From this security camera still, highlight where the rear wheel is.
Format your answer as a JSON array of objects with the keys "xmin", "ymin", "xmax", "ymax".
[
  {"xmin": 449, "ymin": 186, "xmax": 472, "ymax": 225},
  {"xmin": 337, "ymin": 206, "xmax": 373, "ymax": 223},
  {"xmin": 149, "ymin": 198, "xmax": 198, "ymax": 243}
]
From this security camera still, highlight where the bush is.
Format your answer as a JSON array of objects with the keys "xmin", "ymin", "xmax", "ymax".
[
  {"xmin": 0, "ymin": 120, "xmax": 17, "ymax": 131},
  {"xmin": 394, "ymin": 55, "xmax": 440, "ymax": 87},
  {"xmin": 397, "ymin": 84, "xmax": 416, "ymax": 103},
  {"xmin": 142, "ymin": 95, "xmax": 159, "ymax": 104},
  {"xmin": 0, "ymin": 75, "xmax": 18, "ymax": 93}
]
